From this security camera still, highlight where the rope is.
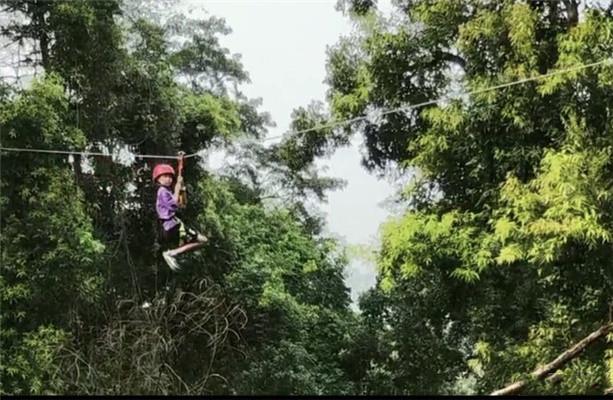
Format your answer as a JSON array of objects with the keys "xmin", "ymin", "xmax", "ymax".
[
  {"xmin": 263, "ymin": 57, "xmax": 613, "ymax": 141},
  {"xmin": 1, "ymin": 57, "xmax": 611, "ymax": 158},
  {"xmin": 0, "ymin": 146, "xmax": 201, "ymax": 160}
]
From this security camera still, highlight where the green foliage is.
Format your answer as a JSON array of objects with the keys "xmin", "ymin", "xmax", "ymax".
[
  {"xmin": 0, "ymin": 326, "xmax": 67, "ymax": 395},
  {"xmin": 3, "ymin": 0, "xmax": 613, "ymax": 395},
  {"xmin": 1, "ymin": 0, "xmax": 352, "ymax": 396},
  {"xmin": 0, "ymin": 75, "xmax": 105, "ymax": 394},
  {"xmin": 321, "ymin": 0, "xmax": 613, "ymax": 395},
  {"xmin": 188, "ymin": 177, "xmax": 355, "ymax": 394}
]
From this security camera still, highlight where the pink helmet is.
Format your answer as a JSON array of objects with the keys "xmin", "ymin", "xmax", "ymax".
[{"xmin": 152, "ymin": 163, "xmax": 175, "ymax": 182}]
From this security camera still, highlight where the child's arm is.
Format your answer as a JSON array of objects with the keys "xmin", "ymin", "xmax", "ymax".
[{"xmin": 173, "ymin": 175, "xmax": 183, "ymax": 203}]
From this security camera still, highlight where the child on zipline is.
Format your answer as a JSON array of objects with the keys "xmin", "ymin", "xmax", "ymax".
[{"xmin": 153, "ymin": 163, "xmax": 207, "ymax": 271}]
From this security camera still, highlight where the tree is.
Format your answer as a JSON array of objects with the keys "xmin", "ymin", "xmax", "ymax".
[
  {"xmin": 0, "ymin": 75, "xmax": 105, "ymax": 394},
  {"xmin": 322, "ymin": 0, "xmax": 613, "ymax": 395},
  {"xmin": 1, "ymin": 0, "xmax": 356, "ymax": 395}
]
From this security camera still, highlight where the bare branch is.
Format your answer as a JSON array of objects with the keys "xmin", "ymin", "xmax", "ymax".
[{"xmin": 491, "ymin": 323, "xmax": 613, "ymax": 396}]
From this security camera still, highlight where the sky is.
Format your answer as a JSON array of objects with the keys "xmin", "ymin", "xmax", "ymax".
[{"xmin": 188, "ymin": 0, "xmax": 396, "ymax": 305}]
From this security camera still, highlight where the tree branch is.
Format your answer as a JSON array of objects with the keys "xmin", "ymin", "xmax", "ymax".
[
  {"xmin": 491, "ymin": 323, "xmax": 613, "ymax": 396},
  {"xmin": 437, "ymin": 50, "xmax": 466, "ymax": 69},
  {"xmin": 563, "ymin": 0, "xmax": 579, "ymax": 27}
]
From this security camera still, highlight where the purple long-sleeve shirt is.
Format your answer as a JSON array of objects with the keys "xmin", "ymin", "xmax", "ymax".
[{"xmin": 156, "ymin": 186, "xmax": 179, "ymax": 231}]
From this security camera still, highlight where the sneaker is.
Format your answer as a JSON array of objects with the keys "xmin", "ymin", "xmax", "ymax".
[{"xmin": 163, "ymin": 251, "xmax": 180, "ymax": 271}]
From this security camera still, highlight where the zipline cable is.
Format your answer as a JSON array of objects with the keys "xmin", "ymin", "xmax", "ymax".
[
  {"xmin": 263, "ymin": 57, "xmax": 613, "ymax": 141},
  {"xmin": 1, "ymin": 57, "xmax": 611, "ymax": 159},
  {"xmin": 0, "ymin": 146, "xmax": 201, "ymax": 160}
]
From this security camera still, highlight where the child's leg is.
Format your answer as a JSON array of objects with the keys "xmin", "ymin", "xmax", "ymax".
[
  {"xmin": 167, "ymin": 220, "xmax": 207, "ymax": 256},
  {"xmin": 183, "ymin": 223, "xmax": 207, "ymax": 243},
  {"xmin": 159, "ymin": 223, "xmax": 181, "ymax": 270},
  {"xmin": 168, "ymin": 241, "xmax": 205, "ymax": 256}
]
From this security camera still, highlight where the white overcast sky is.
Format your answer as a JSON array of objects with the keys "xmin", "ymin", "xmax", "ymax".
[{"xmin": 188, "ymin": 0, "xmax": 396, "ymax": 304}]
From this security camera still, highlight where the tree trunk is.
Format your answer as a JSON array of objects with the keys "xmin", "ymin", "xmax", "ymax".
[
  {"xmin": 563, "ymin": 0, "xmax": 579, "ymax": 27},
  {"xmin": 31, "ymin": 0, "xmax": 50, "ymax": 70}
]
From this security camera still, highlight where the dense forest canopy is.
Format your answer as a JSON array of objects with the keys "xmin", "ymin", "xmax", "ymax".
[{"xmin": 1, "ymin": 0, "xmax": 612, "ymax": 395}]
